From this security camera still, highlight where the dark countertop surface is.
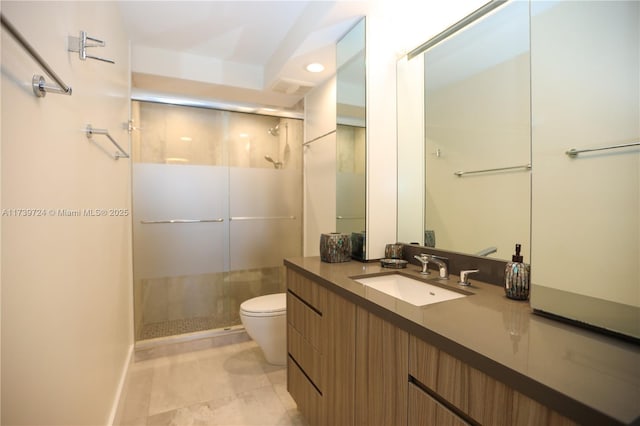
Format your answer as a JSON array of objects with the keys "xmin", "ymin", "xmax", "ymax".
[{"xmin": 284, "ymin": 256, "xmax": 640, "ymax": 426}]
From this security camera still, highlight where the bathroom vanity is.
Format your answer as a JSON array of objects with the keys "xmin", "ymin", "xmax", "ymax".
[{"xmin": 284, "ymin": 257, "xmax": 640, "ymax": 426}]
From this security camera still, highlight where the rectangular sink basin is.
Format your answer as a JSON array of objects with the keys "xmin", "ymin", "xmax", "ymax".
[{"xmin": 354, "ymin": 274, "xmax": 466, "ymax": 307}]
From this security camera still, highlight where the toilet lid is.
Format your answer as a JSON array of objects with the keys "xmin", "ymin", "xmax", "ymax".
[{"xmin": 240, "ymin": 293, "xmax": 286, "ymax": 315}]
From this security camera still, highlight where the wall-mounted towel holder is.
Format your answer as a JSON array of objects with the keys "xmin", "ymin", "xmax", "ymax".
[
  {"xmin": 1, "ymin": 13, "xmax": 73, "ymax": 97},
  {"xmin": 85, "ymin": 125, "xmax": 129, "ymax": 160},
  {"xmin": 68, "ymin": 31, "xmax": 115, "ymax": 64}
]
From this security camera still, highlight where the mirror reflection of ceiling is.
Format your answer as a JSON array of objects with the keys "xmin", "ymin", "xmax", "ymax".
[
  {"xmin": 337, "ymin": 19, "xmax": 366, "ymax": 126},
  {"xmin": 426, "ymin": 1, "xmax": 529, "ymax": 90}
]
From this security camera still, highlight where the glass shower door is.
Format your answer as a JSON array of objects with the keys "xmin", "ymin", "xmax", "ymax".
[
  {"xmin": 132, "ymin": 164, "xmax": 229, "ymax": 339},
  {"xmin": 131, "ymin": 100, "xmax": 302, "ymax": 341}
]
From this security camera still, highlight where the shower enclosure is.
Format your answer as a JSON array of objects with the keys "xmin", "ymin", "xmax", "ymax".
[{"xmin": 131, "ymin": 101, "xmax": 302, "ymax": 341}]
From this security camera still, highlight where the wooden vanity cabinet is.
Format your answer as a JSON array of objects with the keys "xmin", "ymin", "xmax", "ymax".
[
  {"xmin": 409, "ymin": 336, "xmax": 577, "ymax": 426},
  {"xmin": 287, "ymin": 267, "xmax": 578, "ymax": 426},
  {"xmin": 355, "ymin": 307, "xmax": 408, "ymax": 426},
  {"xmin": 286, "ymin": 268, "xmax": 356, "ymax": 426}
]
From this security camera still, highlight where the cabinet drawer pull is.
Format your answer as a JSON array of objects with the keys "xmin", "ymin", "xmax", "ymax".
[
  {"xmin": 288, "ymin": 289, "xmax": 322, "ymax": 316},
  {"xmin": 409, "ymin": 376, "xmax": 478, "ymax": 426}
]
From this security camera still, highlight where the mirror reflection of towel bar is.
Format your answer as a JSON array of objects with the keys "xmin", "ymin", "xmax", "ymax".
[
  {"xmin": 565, "ymin": 141, "xmax": 639, "ymax": 157},
  {"xmin": 141, "ymin": 219, "xmax": 224, "ymax": 224},
  {"xmin": 454, "ymin": 163, "xmax": 531, "ymax": 177},
  {"xmin": 230, "ymin": 216, "xmax": 295, "ymax": 221}
]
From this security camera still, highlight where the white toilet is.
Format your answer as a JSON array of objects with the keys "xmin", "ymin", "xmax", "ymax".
[{"xmin": 240, "ymin": 293, "xmax": 287, "ymax": 365}]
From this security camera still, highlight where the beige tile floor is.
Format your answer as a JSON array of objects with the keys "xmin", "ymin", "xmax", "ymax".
[{"xmin": 117, "ymin": 339, "xmax": 308, "ymax": 426}]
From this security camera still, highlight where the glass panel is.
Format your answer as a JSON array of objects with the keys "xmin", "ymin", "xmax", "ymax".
[
  {"xmin": 336, "ymin": 18, "xmax": 367, "ymax": 253},
  {"xmin": 336, "ymin": 125, "xmax": 365, "ymax": 234},
  {"xmin": 530, "ymin": 0, "xmax": 639, "ymax": 339},
  {"xmin": 132, "ymin": 101, "xmax": 228, "ymax": 166},
  {"xmin": 131, "ymin": 101, "xmax": 302, "ymax": 341},
  {"xmin": 132, "ymin": 164, "xmax": 228, "ymax": 279},
  {"xmin": 229, "ymin": 167, "xmax": 302, "ymax": 271}
]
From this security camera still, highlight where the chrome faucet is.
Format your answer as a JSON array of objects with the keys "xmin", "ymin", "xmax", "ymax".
[
  {"xmin": 414, "ymin": 254, "xmax": 431, "ymax": 275},
  {"xmin": 414, "ymin": 254, "xmax": 449, "ymax": 279},
  {"xmin": 458, "ymin": 269, "xmax": 479, "ymax": 286},
  {"xmin": 428, "ymin": 256, "xmax": 449, "ymax": 279}
]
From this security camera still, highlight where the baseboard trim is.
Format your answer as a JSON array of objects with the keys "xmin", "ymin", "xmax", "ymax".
[{"xmin": 107, "ymin": 343, "xmax": 134, "ymax": 426}]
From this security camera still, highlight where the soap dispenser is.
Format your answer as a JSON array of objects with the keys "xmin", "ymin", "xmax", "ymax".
[{"xmin": 504, "ymin": 244, "xmax": 530, "ymax": 300}]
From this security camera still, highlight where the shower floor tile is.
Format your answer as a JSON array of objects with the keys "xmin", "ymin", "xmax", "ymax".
[
  {"xmin": 116, "ymin": 339, "xmax": 307, "ymax": 426},
  {"xmin": 139, "ymin": 316, "xmax": 238, "ymax": 340}
]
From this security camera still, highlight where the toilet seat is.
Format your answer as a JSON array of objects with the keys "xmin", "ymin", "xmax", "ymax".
[{"xmin": 240, "ymin": 293, "xmax": 286, "ymax": 317}]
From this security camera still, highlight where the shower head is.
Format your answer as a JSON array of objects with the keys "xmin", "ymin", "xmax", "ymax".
[
  {"xmin": 264, "ymin": 155, "xmax": 283, "ymax": 169},
  {"xmin": 268, "ymin": 124, "xmax": 280, "ymax": 136}
]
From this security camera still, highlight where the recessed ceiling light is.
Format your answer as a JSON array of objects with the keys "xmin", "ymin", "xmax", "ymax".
[
  {"xmin": 180, "ymin": 136, "xmax": 192, "ymax": 142},
  {"xmin": 306, "ymin": 63, "xmax": 325, "ymax": 73}
]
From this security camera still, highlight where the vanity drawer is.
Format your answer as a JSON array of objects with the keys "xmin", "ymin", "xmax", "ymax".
[
  {"xmin": 288, "ymin": 356, "xmax": 323, "ymax": 426},
  {"xmin": 287, "ymin": 323, "xmax": 323, "ymax": 390},
  {"xmin": 410, "ymin": 336, "xmax": 576, "ymax": 426},
  {"xmin": 437, "ymin": 350, "xmax": 513, "ymax": 425},
  {"xmin": 410, "ymin": 335, "xmax": 512, "ymax": 424},
  {"xmin": 408, "ymin": 382, "xmax": 469, "ymax": 426},
  {"xmin": 287, "ymin": 291, "xmax": 322, "ymax": 350},
  {"xmin": 287, "ymin": 269, "xmax": 327, "ymax": 313},
  {"xmin": 409, "ymin": 335, "xmax": 439, "ymax": 390}
]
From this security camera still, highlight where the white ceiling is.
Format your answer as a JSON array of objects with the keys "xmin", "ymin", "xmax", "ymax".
[{"xmin": 117, "ymin": 1, "xmax": 370, "ymax": 113}]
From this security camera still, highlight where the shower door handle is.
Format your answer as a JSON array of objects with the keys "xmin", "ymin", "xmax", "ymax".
[
  {"xmin": 140, "ymin": 218, "xmax": 224, "ymax": 224},
  {"xmin": 230, "ymin": 216, "xmax": 296, "ymax": 221}
]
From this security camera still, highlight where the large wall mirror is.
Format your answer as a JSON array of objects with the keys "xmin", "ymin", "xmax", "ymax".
[
  {"xmin": 397, "ymin": 0, "xmax": 639, "ymax": 340},
  {"xmin": 336, "ymin": 19, "xmax": 366, "ymax": 244},
  {"xmin": 422, "ymin": 0, "xmax": 531, "ymax": 261}
]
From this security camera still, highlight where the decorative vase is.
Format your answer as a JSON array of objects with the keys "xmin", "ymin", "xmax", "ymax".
[{"xmin": 320, "ymin": 233, "xmax": 351, "ymax": 263}]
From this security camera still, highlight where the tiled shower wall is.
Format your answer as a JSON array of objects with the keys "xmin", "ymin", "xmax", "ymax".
[{"xmin": 131, "ymin": 101, "xmax": 303, "ymax": 340}]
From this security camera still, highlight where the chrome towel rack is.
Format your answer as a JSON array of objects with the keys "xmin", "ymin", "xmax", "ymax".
[
  {"xmin": 141, "ymin": 219, "xmax": 224, "ymax": 224},
  {"xmin": 0, "ymin": 13, "xmax": 72, "ymax": 97},
  {"xmin": 565, "ymin": 141, "xmax": 639, "ymax": 157},
  {"xmin": 85, "ymin": 125, "xmax": 130, "ymax": 160},
  {"xmin": 454, "ymin": 163, "xmax": 531, "ymax": 177},
  {"xmin": 68, "ymin": 31, "xmax": 115, "ymax": 64}
]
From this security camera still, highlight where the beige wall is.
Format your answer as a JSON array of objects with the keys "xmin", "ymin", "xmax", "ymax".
[{"xmin": 1, "ymin": 2, "xmax": 133, "ymax": 425}]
